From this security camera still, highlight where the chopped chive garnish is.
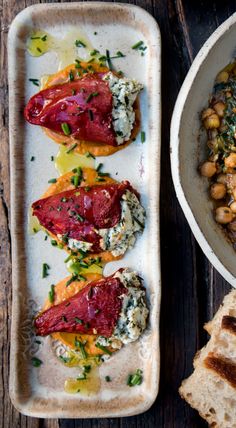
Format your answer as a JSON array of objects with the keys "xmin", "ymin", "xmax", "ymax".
[
  {"xmin": 84, "ymin": 186, "xmax": 91, "ymax": 192},
  {"xmin": 30, "ymin": 36, "xmax": 40, "ymax": 40},
  {"xmin": 29, "ymin": 78, "xmax": 40, "ymax": 86},
  {"xmin": 37, "ymin": 47, "xmax": 42, "ymax": 53},
  {"xmin": 95, "ymin": 343, "xmax": 112, "ymax": 355},
  {"xmin": 88, "ymin": 109, "xmax": 94, "ymax": 121},
  {"xmin": 77, "ymin": 214, "xmax": 84, "ymax": 222},
  {"xmin": 75, "ymin": 40, "xmax": 86, "ymax": 48},
  {"xmin": 86, "ymin": 92, "xmax": 99, "ymax": 103},
  {"xmin": 61, "ymin": 122, "xmax": 71, "ymax": 135},
  {"xmin": 72, "ymin": 174, "xmax": 79, "ymax": 187},
  {"xmin": 75, "ymin": 337, "xmax": 87, "ymax": 359},
  {"xmin": 85, "ymin": 151, "xmax": 95, "ymax": 159},
  {"xmin": 132, "ymin": 41, "xmax": 144, "ymax": 50},
  {"xmin": 48, "ymin": 178, "xmax": 57, "ymax": 183},
  {"xmin": 66, "ymin": 142, "xmax": 78, "ymax": 154},
  {"xmin": 44, "ymin": 235, "xmax": 48, "ymax": 241},
  {"xmin": 96, "ymin": 177, "xmax": 105, "ymax": 182},
  {"xmin": 66, "ymin": 274, "xmax": 78, "ymax": 287},
  {"xmin": 98, "ymin": 55, "xmax": 107, "ymax": 61},
  {"xmin": 51, "ymin": 239, "xmax": 57, "ymax": 246},
  {"xmin": 90, "ymin": 49, "xmax": 99, "ymax": 56},
  {"xmin": 79, "ymin": 260, "xmax": 88, "ymax": 268},
  {"xmin": 30, "ymin": 156, "xmax": 35, "ymax": 161},
  {"xmin": 105, "ymin": 376, "xmax": 111, "ymax": 382},
  {"xmin": 41, "ymin": 35, "xmax": 47, "ymax": 41},
  {"xmin": 59, "ymin": 355, "xmax": 72, "ymax": 364},
  {"xmin": 133, "ymin": 216, "xmax": 144, "ymax": 229},
  {"xmin": 94, "ymin": 31, "xmax": 97, "ymax": 35},
  {"xmin": 75, "ymin": 317, "xmax": 83, "ymax": 324},
  {"xmin": 106, "ymin": 49, "xmax": 113, "ymax": 70},
  {"xmin": 42, "ymin": 263, "xmax": 50, "ymax": 278},
  {"xmin": 77, "ymin": 274, "xmax": 86, "ymax": 281},
  {"xmin": 35, "ymin": 339, "xmax": 41, "ymax": 344},
  {"xmin": 98, "ymin": 172, "xmax": 110, "ymax": 177},
  {"xmin": 84, "ymin": 365, "xmax": 91, "ymax": 373},
  {"xmin": 31, "ymin": 357, "xmax": 43, "ymax": 367},
  {"xmin": 127, "ymin": 369, "xmax": 143, "ymax": 386},
  {"xmin": 69, "ymin": 70, "xmax": 74, "ymax": 81},
  {"xmin": 110, "ymin": 51, "xmax": 126, "ymax": 59},
  {"xmin": 48, "ymin": 284, "xmax": 55, "ymax": 303},
  {"xmin": 96, "ymin": 163, "xmax": 103, "ymax": 172},
  {"xmin": 141, "ymin": 131, "xmax": 146, "ymax": 143}
]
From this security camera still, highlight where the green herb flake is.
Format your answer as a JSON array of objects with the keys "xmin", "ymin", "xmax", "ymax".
[
  {"xmin": 132, "ymin": 41, "xmax": 144, "ymax": 50},
  {"xmin": 42, "ymin": 263, "xmax": 50, "ymax": 278},
  {"xmin": 105, "ymin": 375, "xmax": 111, "ymax": 382},
  {"xmin": 75, "ymin": 317, "xmax": 83, "ymax": 324},
  {"xmin": 62, "ymin": 315, "xmax": 68, "ymax": 322},
  {"xmin": 66, "ymin": 274, "xmax": 78, "ymax": 287},
  {"xmin": 31, "ymin": 357, "xmax": 43, "ymax": 367},
  {"xmin": 69, "ymin": 70, "xmax": 74, "ymax": 82},
  {"xmin": 61, "ymin": 122, "xmax": 71, "ymax": 136},
  {"xmin": 88, "ymin": 109, "xmax": 94, "ymax": 121},
  {"xmin": 94, "ymin": 31, "xmax": 97, "ymax": 35},
  {"xmin": 44, "ymin": 235, "xmax": 48, "ymax": 241},
  {"xmin": 37, "ymin": 47, "xmax": 42, "ymax": 53},
  {"xmin": 51, "ymin": 239, "xmax": 58, "ymax": 246},
  {"xmin": 84, "ymin": 152, "xmax": 95, "ymax": 160},
  {"xmin": 30, "ymin": 156, "xmax": 35, "ymax": 161},
  {"xmin": 127, "ymin": 369, "xmax": 143, "ymax": 387},
  {"xmin": 50, "ymin": 155, "xmax": 54, "ymax": 161},
  {"xmin": 141, "ymin": 131, "xmax": 146, "ymax": 143},
  {"xmin": 41, "ymin": 35, "xmax": 47, "ymax": 42},
  {"xmin": 75, "ymin": 337, "xmax": 87, "ymax": 359},
  {"xmin": 96, "ymin": 163, "xmax": 103, "ymax": 172},
  {"xmin": 95, "ymin": 343, "xmax": 112, "ymax": 355},
  {"xmin": 75, "ymin": 40, "xmax": 86, "ymax": 48},
  {"xmin": 90, "ymin": 49, "xmax": 99, "ymax": 56},
  {"xmin": 77, "ymin": 214, "xmax": 84, "ymax": 222},
  {"xmin": 29, "ymin": 78, "xmax": 40, "ymax": 87},
  {"xmin": 106, "ymin": 49, "xmax": 113, "ymax": 70},
  {"xmin": 66, "ymin": 142, "xmax": 78, "ymax": 154},
  {"xmin": 84, "ymin": 364, "xmax": 91, "ymax": 373},
  {"xmin": 48, "ymin": 178, "xmax": 57, "ymax": 183},
  {"xmin": 86, "ymin": 92, "xmax": 99, "ymax": 103},
  {"xmin": 48, "ymin": 284, "xmax": 55, "ymax": 303}
]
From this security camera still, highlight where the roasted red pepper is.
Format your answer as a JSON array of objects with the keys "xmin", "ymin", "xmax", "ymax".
[
  {"xmin": 24, "ymin": 73, "xmax": 117, "ymax": 146},
  {"xmin": 32, "ymin": 181, "xmax": 135, "ymax": 252},
  {"xmin": 35, "ymin": 272, "xmax": 127, "ymax": 337}
]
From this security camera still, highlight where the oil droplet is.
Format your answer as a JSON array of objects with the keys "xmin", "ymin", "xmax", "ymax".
[
  {"xmin": 55, "ymin": 145, "xmax": 95, "ymax": 175},
  {"xmin": 66, "ymin": 257, "xmax": 103, "ymax": 276},
  {"xmin": 27, "ymin": 31, "xmax": 51, "ymax": 57},
  {"xmin": 27, "ymin": 29, "xmax": 94, "ymax": 70},
  {"xmin": 64, "ymin": 365, "xmax": 101, "ymax": 395},
  {"xmin": 28, "ymin": 208, "xmax": 42, "ymax": 234}
]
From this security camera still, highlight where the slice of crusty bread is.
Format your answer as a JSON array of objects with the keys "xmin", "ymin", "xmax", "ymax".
[{"xmin": 179, "ymin": 290, "xmax": 236, "ymax": 427}]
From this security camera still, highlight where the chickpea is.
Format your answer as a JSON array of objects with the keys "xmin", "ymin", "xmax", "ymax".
[
  {"xmin": 215, "ymin": 207, "xmax": 233, "ymax": 224},
  {"xmin": 201, "ymin": 108, "xmax": 220, "ymax": 129},
  {"xmin": 216, "ymin": 70, "xmax": 229, "ymax": 83},
  {"xmin": 232, "ymin": 188, "xmax": 236, "ymax": 200},
  {"xmin": 230, "ymin": 202, "xmax": 236, "ymax": 213},
  {"xmin": 210, "ymin": 183, "xmax": 226, "ymax": 200},
  {"xmin": 224, "ymin": 153, "xmax": 236, "ymax": 168},
  {"xmin": 199, "ymin": 161, "xmax": 216, "ymax": 177},
  {"xmin": 213, "ymin": 102, "xmax": 225, "ymax": 118},
  {"xmin": 217, "ymin": 173, "xmax": 227, "ymax": 185}
]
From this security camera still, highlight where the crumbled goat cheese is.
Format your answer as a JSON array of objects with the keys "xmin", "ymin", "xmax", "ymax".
[
  {"xmin": 99, "ymin": 190, "xmax": 145, "ymax": 256},
  {"xmin": 57, "ymin": 235, "xmax": 93, "ymax": 252},
  {"xmin": 103, "ymin": 72, "xmax": 143, "ymax": 145},
  {"xmin": 96, "ymin": 268, "xmax": 149, "ymax": 347}
]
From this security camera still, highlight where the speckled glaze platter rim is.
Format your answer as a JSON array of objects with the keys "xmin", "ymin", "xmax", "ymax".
[
  {"xmin": 8, "ymin": 1, "xmax": 161, "ymax": 418},
  {"xmin": 170, "ymin": 13, "xmax": 236, "ymax": 287}
]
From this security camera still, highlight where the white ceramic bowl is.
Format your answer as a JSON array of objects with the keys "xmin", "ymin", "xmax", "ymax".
[{"xmin": 170, "ymin": 13, "xmax": 236, "ymax": 287}]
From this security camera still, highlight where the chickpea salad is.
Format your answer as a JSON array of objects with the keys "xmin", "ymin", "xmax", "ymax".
[{"xmin": 200, "ymin": 60, "xmax": 236, "ymax": 249}]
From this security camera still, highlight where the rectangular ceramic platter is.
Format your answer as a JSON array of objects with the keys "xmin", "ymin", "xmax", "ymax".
[{"xmin": 8, "ymin": 2, "xmax": 161, "ymax": 419}]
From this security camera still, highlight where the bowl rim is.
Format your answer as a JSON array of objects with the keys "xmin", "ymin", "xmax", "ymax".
[{"xmin": 170, "ymin": 12, "xmax": 236, "ymax": 287}]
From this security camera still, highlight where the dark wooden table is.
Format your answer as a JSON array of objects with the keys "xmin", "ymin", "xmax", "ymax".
[{"xmin": 1, "ymin": 0, "xmax": 235, "ymax": 427}]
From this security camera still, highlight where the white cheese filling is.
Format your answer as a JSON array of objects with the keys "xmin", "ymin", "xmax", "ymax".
[
  {"xmin": 96, "ymin": 268, "xmax": 149, "ymax": 349},
  {"xmin": 103, "ymin": 72, "xmax": 143, "ymax": 145},
  {"xmin": 99, "ymin": 189, "xmax": 145, "ymax": 256}
]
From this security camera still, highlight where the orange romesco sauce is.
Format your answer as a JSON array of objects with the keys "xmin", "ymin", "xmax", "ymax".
[{"xmin": 42, "ymin": 63, "xmax": 141, "ymax": 156}]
